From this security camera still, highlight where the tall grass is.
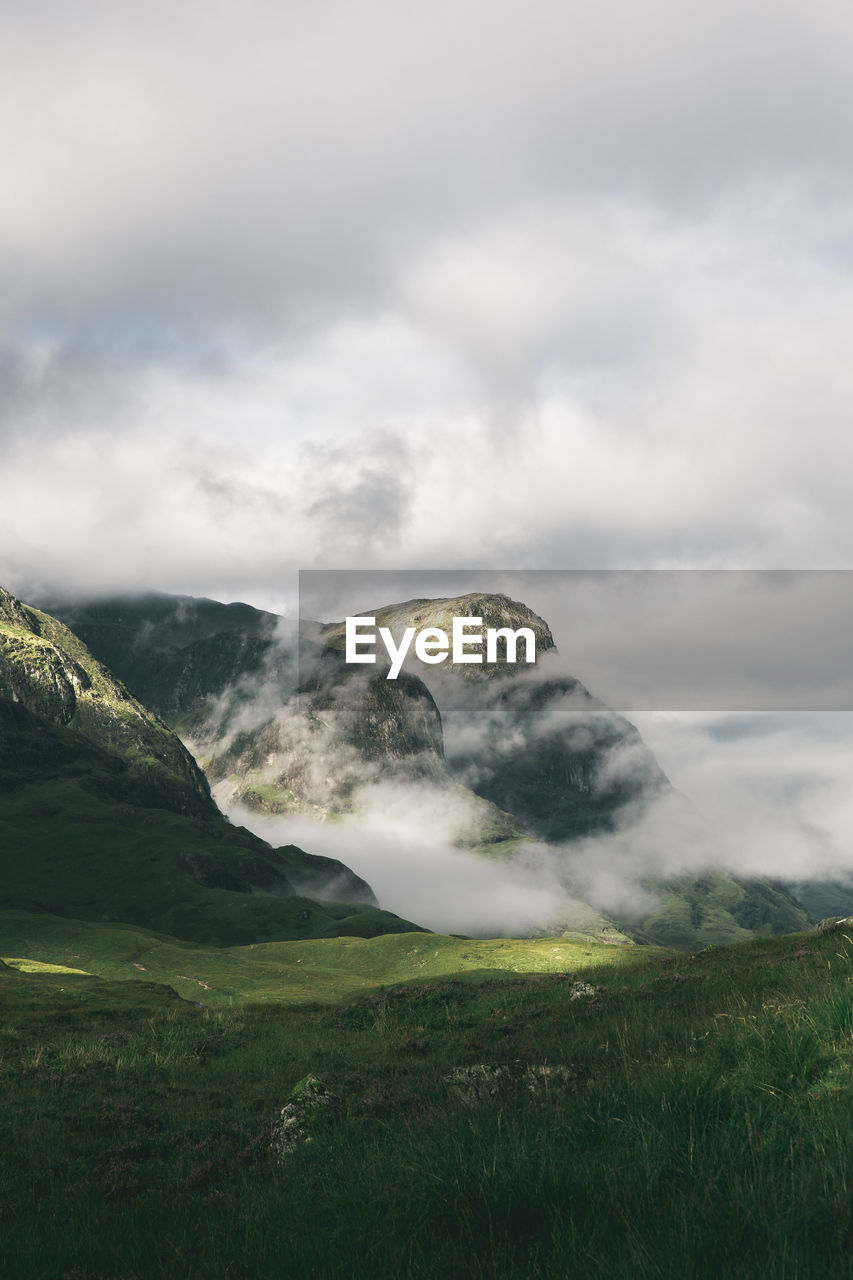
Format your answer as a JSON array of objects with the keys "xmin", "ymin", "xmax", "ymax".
[{"xmin": 3, "ymin": 929, "xmax": 853, "ymax": 1277}]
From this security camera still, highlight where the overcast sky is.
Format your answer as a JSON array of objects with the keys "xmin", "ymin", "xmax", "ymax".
[{"xmin": 2, "ymin": 1, "xmax": 853, "ymax": 612}]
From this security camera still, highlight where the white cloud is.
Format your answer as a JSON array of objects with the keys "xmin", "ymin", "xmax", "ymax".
[
  {"xmin": 5, "ymin": 185, "xmax": 853, "ymax": 599},
  {"xmin": 1, "ymin": 2, "xmax": 852, "ymax": 598}
]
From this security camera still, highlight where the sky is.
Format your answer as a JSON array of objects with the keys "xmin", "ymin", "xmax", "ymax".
[{"xmin": 2, "ymin": 0, "xmax": 853, "ymax": 611}]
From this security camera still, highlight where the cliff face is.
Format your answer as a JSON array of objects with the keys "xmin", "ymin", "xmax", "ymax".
[
  {"xmin": 207, "ymin": 648, "xmax": 448, "ymax": 818},
  {"xmin": 439, "ymin": 671, "xmax": 669, "ymax": 842}
]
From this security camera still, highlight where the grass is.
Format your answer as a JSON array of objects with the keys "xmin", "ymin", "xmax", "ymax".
[
  {"xmin": 2, "ymin": 925, "xmax": 853, "ymax": 1277},
  {"xmin": 0, "ymin": 778, "xmax": 419, "ymax": 946},
  {"xmin": 0, "ymin": 910, "xmax": 660, "ymax": 1004}
]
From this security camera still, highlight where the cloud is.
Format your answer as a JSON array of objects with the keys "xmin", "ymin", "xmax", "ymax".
[
  {"xmin": 231, "ymin": 709, "xmax": 853, "ymax": 933},
  {"xmin": 231, "ymin": 781, "xmax": 604, "ymax": 937},
  {"xmin": 3, "ymin": 3, "xmax": 853, "ymax": 604},
  {"xmin": 4, "ymin": 1, "xmax": 853, "ymax": 314},
  {"xmin": 303, "ymin": 431, "xmax": 416, "ymax": 556},
  {"xmin": 630, "ymin": 710, "xmax": 853, "ymax": 883}
]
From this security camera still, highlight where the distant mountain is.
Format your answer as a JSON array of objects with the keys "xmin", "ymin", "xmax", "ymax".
[
  {"xmin": 322, "ymin": 593, "xmax": 668, "ymax": 842},
  {"xmin": 0, "ymin": 589, "xmax": 422, "ymax": 945},
  {"xmin": 45, "ymin": 588, "xmax": 813, "ymax": 949},
  {"xmin": 780, "ymin": 877, "xmax": 853, "ymax": 924}
]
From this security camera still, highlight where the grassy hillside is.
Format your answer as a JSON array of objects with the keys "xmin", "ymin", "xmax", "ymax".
[
  {"xmin": 2, "ymin": 923, "xmax": 853, "ymax": 1278},
  {"xmin": 0, "ymin": 586, "xmax": 216, "ymax": 818},
  {"xmin": 0, "ymin": 910, "xmax": 655, "ymax": 1004},
  {"xmin": 0, "ymin": 588, "xmax": 420, "ymax": 945},
  {"xmin": 628, "ymin": 871, "xmax": 812, "ymax": 949},
  {"xmin": 0, "ymin": 779, "xmax": 417, "ymax": 947},
  {"xmin": 42, "ymin": 590, "xmax": 285, "ymax": 735}
]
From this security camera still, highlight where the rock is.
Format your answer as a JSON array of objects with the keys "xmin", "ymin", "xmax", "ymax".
[
  {"xmin": 270, "ymin": 1074, "xmax": 343, "ymax": 1158},
  {"xmin": 817, "ymin": 917, "xmax": 853, "ymax": 933},
  {"xmin": 444, "ymin": 1061, "xmax": 576, "ymax": 1106},
  {"xmin": 569, "ymin": 980, "xmax": 596, "ymax": 1000}
]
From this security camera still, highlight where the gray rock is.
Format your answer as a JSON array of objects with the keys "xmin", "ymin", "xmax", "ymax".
[
  {"xmin": 271, "ymin": 1073, "xmax": 343, "ymax": 1158},
  {"xmin": 817, "ymin": 917, "xmax": 853, "ymax": 933},
  {"xmin": 444, "ymin": 1061, "xmax": 576, "ymax": 1106}
]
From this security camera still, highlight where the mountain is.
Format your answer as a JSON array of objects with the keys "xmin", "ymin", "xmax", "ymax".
[
  {"xmin": 207, "ymin": 645, "xmax": 451, "ymax": 819},
  {"xmin": 45, "ymin": 588, "xmax": 812, "ymax": 948},
  {"xmin": 47, "ymin": 592, "xmax": 510, "ymax": 828},
  {"xmin": 48, "ymin": 590, "xmax": 651, "ymax": 840},
  {"xmin": 321, "ymin": 593, "xmax": 670, "ymax": 842},
  {"xmin": 0, "ymin": 589, "xmax": 422, "ymax": 945},
  {"xmin": 43, "ymin": 591, "xmax": 290, "ymax": 739},
  {"xmin": 321, "ymin": 592, "xmax": 557, "ymax": 676},
  {"xmin": 0, "ymin": 586, "xmax": 216, "ymax": 819}
]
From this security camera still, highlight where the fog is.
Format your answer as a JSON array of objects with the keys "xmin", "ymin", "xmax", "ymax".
[
  {"xmin": 219, "ymin": 705, "xmax": 853, "ymax": 935},
  {"xmin": 180, "ymin": 573, "xmax": 853, "ymax": 935},
  {"xmin": 227, "ymin": 785, "xmax": 600, "ymax": 938}
]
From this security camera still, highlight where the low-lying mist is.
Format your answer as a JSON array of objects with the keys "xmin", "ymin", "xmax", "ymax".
[
  {"xmin": 226, "ymin": 779, "xmax": 605, "ymax": 937},
  {"xmin": 224, "ymin": 710, "xmax": 853, "ymax": 935}
]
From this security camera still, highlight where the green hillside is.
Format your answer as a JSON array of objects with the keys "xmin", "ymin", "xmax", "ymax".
[
  {"xmin": 0, "ymin": 589, "xmax": 420, "ymax": 946},
  {"xmin": 0, "ymin": 774, "xmax": 418, "ymax": 946},
  {"xmin": 0, "ymin": 586, "xmax": 216, "ymax": 818},
  {"xmin": 0, "ymin": 909, "xmax": 655, "ymax": 1004},
  {"xmin": 40, "ymin": 590, "xmax": 285, "ymax": 735},
  {"xmin": 2, "ymin": 922, "xmax": 853, "ymax": 1278}
]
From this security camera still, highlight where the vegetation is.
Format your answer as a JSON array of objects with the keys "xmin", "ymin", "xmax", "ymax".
[
  {"xmin": 0, "ymin": 911, "xmax": 652, "ymax": 1004},
  {"xmin": 0, "ymin": 589, "xmax": 417, "ymax": 945},
  {"xmin": 2, "ymin": 924, "xmax": 853, "ymax": 1277},
  {"xmin": 39, "ymin": 590, "xmax": 283, "ymax": 737},
  {"xmin": 0, "ymin": 777, "xmax": 417, "ymax": 946}
]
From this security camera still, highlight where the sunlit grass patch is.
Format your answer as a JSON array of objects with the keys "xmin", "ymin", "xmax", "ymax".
[{"xmin": 2, "ymin": 956, "xmax": 91, "ymax": 975}]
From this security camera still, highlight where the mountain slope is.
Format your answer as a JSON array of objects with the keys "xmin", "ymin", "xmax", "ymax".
[
  {"xmin": 0, "ymin": 587, "xmax": 216, "ymax": 819},
  {"xmin": 41, "ymin": 591, "xmax": 288, "ymax": 737},
  {"xmin": 0, "ymin": 590, "xmax": 422, "ymax": 945}
]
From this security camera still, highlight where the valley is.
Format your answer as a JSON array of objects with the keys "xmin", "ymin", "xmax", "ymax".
[{"xmin": 2, "ymin": 583, "xmax": 853, "ymax": 1277}]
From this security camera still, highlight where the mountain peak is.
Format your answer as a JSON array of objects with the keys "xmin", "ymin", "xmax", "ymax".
[
  {"xmin": 321, "ymin": 592, "xmax": 556, "ymax": 677},
  {"xmin": 0, "ymin": 588, "xmax": 216, "ymax": 819},
  {"xmin": 0, "ymin": 586, "xmax": 37, "ymax": 630}
]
